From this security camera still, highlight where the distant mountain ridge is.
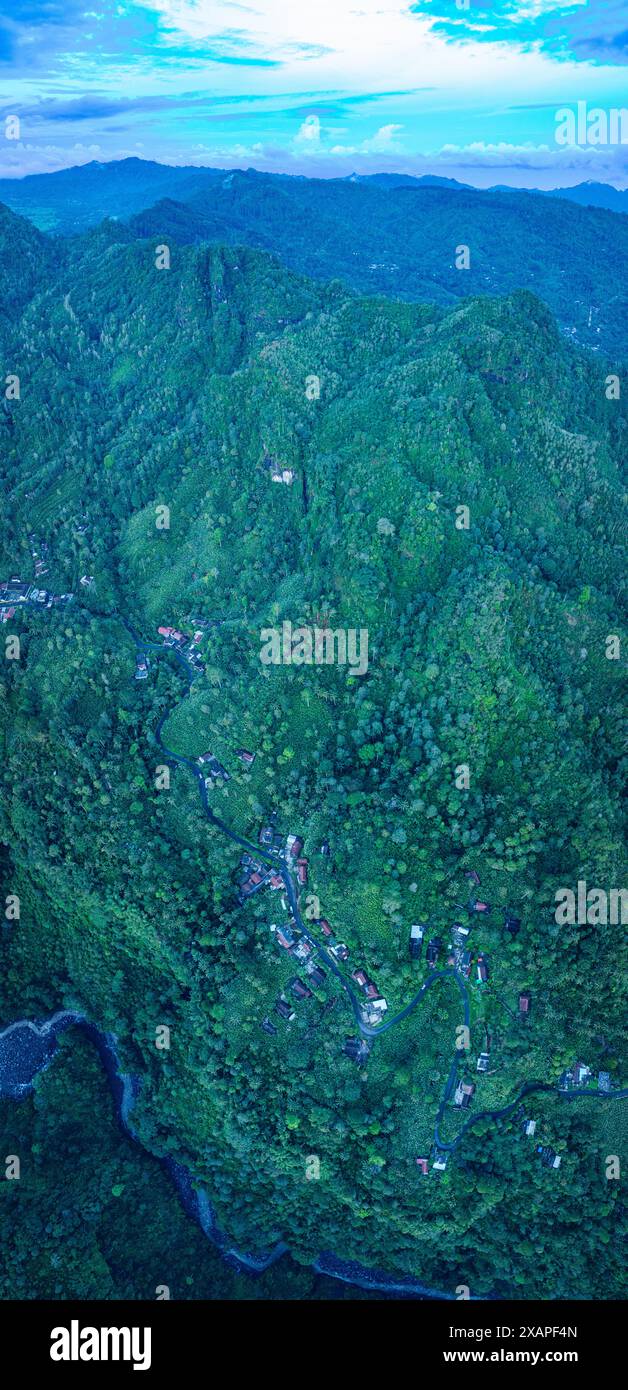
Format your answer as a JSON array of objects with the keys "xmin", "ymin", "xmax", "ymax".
[
  {"xmin": 125, "ymin": 175, "xmax": 627, "ymax": 358},
  {"xmin": 0, "ymin": 158, "xmax": 625, "ymax": 237},
  {"xmin": 347, "ymin": 172, "xmax": 628, "ymax": 213},
  {"xmin": 1, "ymin": 160, "xmax": 626, "ymax": 357},
  {"xmin": 0, "ymin": 157, "xmax": 227, "ymax": 233},
  {"xmin": 493, "ymin": 181, "xmax": 628, "ymax": 215}
]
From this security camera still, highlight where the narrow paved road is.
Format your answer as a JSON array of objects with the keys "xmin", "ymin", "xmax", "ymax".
[
  {"xmin": 123, "ymin": 612, "xmax": 627, "ymax": 1157},
  {"xmin": 15, "ymin": 599, "xmax": 628, "ymax": 1159}
]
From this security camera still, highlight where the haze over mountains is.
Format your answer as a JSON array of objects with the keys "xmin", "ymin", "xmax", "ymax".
[
  {"xmin": 0, "ymin": 159, "xmax": 626, "ymax": 238},
  {"xmin": 1, "ymin": 159, "xmax": 626, "ymax": 359},
  {"xmin": 348, "ymin": 173, "xmax": 628, "ymax": 215}
]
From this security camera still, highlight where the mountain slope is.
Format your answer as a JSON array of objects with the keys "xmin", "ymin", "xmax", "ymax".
[
  {"xmin": 352, "ymin": 175, "xmax": 628, "ymax": 213},
  {"xmin": 493, "ymin": 181, "xmax": 628, "ymax": 215},
  {"xmin": 0, "ymin": 211, "xmax": 626, "ymax": 1297},
  {"xmin": 0, "ymin": 203, "xmax": 61, "ymax": 339},
  {"xmin": 125, "ymin": 175, "xmax": 628, "ymax": 356},
  {"xmin": 0, "ymin": 157, "xmax": 226, "ymax": 233},
  {"xmin": 1, "ymin": 160, "xmax": 627, "ymax": 356}
]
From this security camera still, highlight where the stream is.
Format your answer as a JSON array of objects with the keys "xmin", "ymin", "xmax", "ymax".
[
  {"xmin": 1, "ymin": 601, "xmax": 625, "ymax": 1300},
  {"xmin": 0, "ymin": 1012, "xmax": 465, "ymax": 1299}
]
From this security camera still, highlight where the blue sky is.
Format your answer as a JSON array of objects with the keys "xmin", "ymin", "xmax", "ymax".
[{"xmin": 0, "ymin": 0, "xmax": 626, "ymax": 185}]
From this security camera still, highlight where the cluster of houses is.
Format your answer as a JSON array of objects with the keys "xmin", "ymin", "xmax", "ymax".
[
  {"xmin": 265, "ymin": 917, "xmax": 329, "ymax": 1032},
  {"xmin": 259, "ymin": 820, "xmax": 289, "ymax": 856},
  {"xmin": 414, "ymin": 1056, "xmax": 614, "ymax": 1182},
  {"xmin": 263, "ymin": 927, "xmax": 385, "ymax": 1055},
  {"xmin": 137, "ymin": 621, "xmax": 212, "ymax": 680},
  {"xmin": 559, "ymin": 1061, "xmax": 613, "ymax": 1093},
  {"xmin": 313, "ymin": 917, "xmax": 349, "ymax": 961},
  {"xmin": 417, "ymin": 1033, "xmax": 495, "ymax": 1182},
  {"xmin": 266, "ymin": 907, "xmax": 382, "ymax": 1047},
  {"xmin": 238, "ymin": 853, "xmax": 284, "ymax": 903},
  {"xmin": 411, "ymin": 876, "xmax": 532, "ymax": 1179},
  {"xmin": 238, "ymin": 824, "xmax": 307, "ymax": 902},
  {"xmin": 269, "ymin": 916, "xmax": 341, "ymax": 981},
  {"xmin": 417, "ymin": 1104, "xmax": 567, "ymax": 1181},
  {"xmin": 494, "ymin": 1064, "xmax": 615, "ymax": 1178},
  {"xmin": 246, "ymin": 842, "xmax": 623, "ymax": 1188},
  {"xmin": 259, "ymin": 825, "xmax": 309, "ymax": 884},
  {"xmin": 409, "ymin": 919, "xmax": 490, "ymax": 985},
  {"xmin": 521, "ymin": 1062, "xmax": 615, "ymax": 1174},
  {"xmin": 254, "ymin": 873, "xmax": 359, "ymax": 1039},
  {"xmin": 416, "ymin": 1108, "xmax": 542, "ymax": 1182},
  {"xmin": 517, "ymin": 1113, "xmax": 562, "ymax": 1170},
  {"xmin": 249, "ymin": 848, "xmax": 619, "ymax": 1170},
  {"xmin": 0, "ymin": 576, "xmax": 73, "ymax": 622},
  {"xmin": 157, "ymin": 624, "xmax": 206, "ymax": 674},
  {"xmin": 198, "ymin": 749, "xmax": 231, "ymax": 784},
  {"xmin": 337, "ymin": 954, "xmax": 389, "ymax": 1058},
  {"xmin": 416, "ymin": 1148, "xmax": 450, "ymax": 1176},
  {"xmin": 350, "ymin": 967, "xmax": 388, "ymax": 1027},
  {"xmin": 515, "ymin": 1108, "xmax": 563, "ymax": 1170},
  {"xmin": 408, "ymin": 871, "xmax": 532, "ymax": 1013},
  {"xmin": 253, "ymin": 858, "xmax": 514, "ymax": 1065}
]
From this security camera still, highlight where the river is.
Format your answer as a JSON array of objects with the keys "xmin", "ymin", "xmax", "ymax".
[{"xmin": 0, "ymin": 1011, "xmax": 463, "ymax": 1299}]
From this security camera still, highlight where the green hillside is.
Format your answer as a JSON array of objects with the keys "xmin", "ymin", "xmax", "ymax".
[
  {"xmin": 0, "ymin": 159, "xmax": 627, "ymax": 356},
  {"xmin": 127, "ymin": 176, "xmax": 628, "ymax": 358},
  {"xmin": 0, "ymin": 207, "xmax": 626, "ymax": 1298}
]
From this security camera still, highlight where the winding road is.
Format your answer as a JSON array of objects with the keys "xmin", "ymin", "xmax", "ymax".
[
  {"xmin": 122, "ymin": 611, "xmax": 627, "ymax": 1158},
  {"xmin": 8, "ymin": 598, "xmax": 628, "ymax": 1165},
  {"xmin": 1, "ymin": 593, "xmax": 626, "ymax": 1300}
]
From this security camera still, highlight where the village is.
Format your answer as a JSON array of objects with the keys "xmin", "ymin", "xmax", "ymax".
[
  {"xmin": 124, "ymin": 600, "xmax": 628, "ymax": 1186},
  {"xmin": 234, "ymin": 820, "xmax": 619, "ymax": 1180},
  {"xmin": 5, "ymin": 583, "xmax": 621, "ymax": 1188}
]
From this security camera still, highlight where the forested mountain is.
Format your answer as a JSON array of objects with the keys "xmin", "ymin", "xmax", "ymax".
[
  {"xmin": 0, "ymin": 203, "xmax": 626, "ymax": 1298},
  {"xmin": 124, "ymin": 176, "xmax": 628, "ymax": 356},
  {"xmin": 344, "ymin": 173, "xmax": 476, "ymax": 191},
  {"xmin": 3, "ymin": 159, "xmax": 625, "ymax": 236},
  {"xmin": 0, "ymin": 158, "xmax": 226, "ymax": 234},
  {"xmin": 350, "ymin": 173, "xmax": 628, "ymax": 214},
  {"xmin": 494, "ymin": 181, "xmax": 628, "ymax": 216},
  {"xmin": 0, "ymin": 161, "xmax": 626, "ymax": 356},
  {"xmin": 0, "ymin": 1032, "xmax": 368, "ymax": 1301},
  {"xmin": 0, "ymin": 205, "xmax": 60, "ymax": 338}
]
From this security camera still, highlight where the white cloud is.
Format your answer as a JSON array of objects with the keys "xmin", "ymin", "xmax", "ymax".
[
  {"xmin": 328, "ymin": 123, "xmax": 405, "ymax": 156},
  {"xmin": 513, "ymin": 0, "xmax": 586, "ymax": 19},
  {"xmin": 372, "ymin": 123, "xmax": 404, "ymax": 146},
  {"xmin": 0, "ymin": 141, "xmax": 105, "ymax": 178},
  {"xmin": 436, "ymin": 138, "xmax": 620, "ymax": 168},
  {"xmin": 127, "ymin": 1, "xmax": 628, "ymax": 124},
  {"xmin": 295, "ymin": 114, "xmax": 321, "ymax": 143}
]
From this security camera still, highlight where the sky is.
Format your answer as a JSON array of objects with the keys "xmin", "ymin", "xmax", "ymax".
[{"xmin": 0, "ymin": 0, "xmax": 626, "ymax": 186}]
